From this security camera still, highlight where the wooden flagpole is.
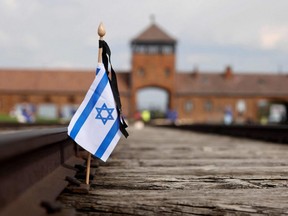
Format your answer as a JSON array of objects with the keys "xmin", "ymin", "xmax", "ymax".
[
  {"xmin": 98, "ymin": 22, "xmax": 106, "ymax": 63},
  {"xmin": 85, "ymin": 23, "xmax": 106, "ymax": 185},
  {"xmin": 85, "ymin": 153, "xmax": 91, "ymax": 185}
]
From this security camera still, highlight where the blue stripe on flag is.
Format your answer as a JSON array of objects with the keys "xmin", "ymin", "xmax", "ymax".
[
  {"xmin": 96, "ymin": 67, "xmax": 100, "ymax": 75},
  {"xmin": 94, "ymin": 117, "xmax": 120, "ymax": 159},
  {"xmin": 69, "ymin": 73, "xmax": 109, "ymax": 139}
]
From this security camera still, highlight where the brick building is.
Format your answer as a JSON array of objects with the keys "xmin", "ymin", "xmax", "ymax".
[{"xmin": 0, "ymin": 22, "xmax": 288, "ymax": 124}]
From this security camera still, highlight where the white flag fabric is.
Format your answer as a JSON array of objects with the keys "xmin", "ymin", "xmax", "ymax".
[{"xmin": 68, "ymin": 63, "xmax": 122, "ymax": 162}]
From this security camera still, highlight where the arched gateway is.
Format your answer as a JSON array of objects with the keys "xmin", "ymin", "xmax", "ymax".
[{"xmin": 136, "ymin": 87, "xmax": 170, "ymax": 116}]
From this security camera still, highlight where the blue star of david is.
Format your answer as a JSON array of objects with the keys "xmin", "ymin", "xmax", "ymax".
[{"xmin": 95, "ymin": 103, "xmax": 114, "ymax": 125}]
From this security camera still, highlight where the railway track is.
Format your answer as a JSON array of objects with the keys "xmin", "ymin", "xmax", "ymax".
[
  {"xmin": 161, "ymin": 123, "xmax": 288, "ymax": 144},
  {"xmin": 0, "ymin": 125, "xmax": 84, "ymax": 216},
  {"xmin": 0, "ymin": 123, "xmax": 287, "ymax": 215}
]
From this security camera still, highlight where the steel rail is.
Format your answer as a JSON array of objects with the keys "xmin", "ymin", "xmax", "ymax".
[
  {"xmin": 161, "ymin": 124, "xmax": 288, "ymax": 144},
  {"xmin": 0, "ymin": 127, "xmax": 82, "ymax": 216}
]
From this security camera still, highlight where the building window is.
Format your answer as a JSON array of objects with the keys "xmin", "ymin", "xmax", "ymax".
[
  {"xmin": 184, "ymin": 101, "xmax": 193, "ymax": 113},
  {"xmin": 148, "ymin": 45, "xmax": 159, "ymax": 54},
  {"xmin": 165, "ymin": 68, "xmax": 170, "ymax": 77},
  {"xmin": 162, "ymin": 45, "xmax": 173, "ymax": 54},
  {"xmin": 38, "ymin": 104, "xmax": 58, "ymax": 119},
  {"xmin": 44, "ymin": 95, "xmax": 52, "ymax": 103},
  {"xmin": 138, "ymin": 68, "xmax": 145, "ymax": 77},
  {"xmin": 204, "ymin": 100, "xmax": 213, "ymax": 112},
  {"xmin": 257, "ymin": 99, "xmax": 269, "ymax": 121},
  {"xmin": 68, "ymin": 96, "xmax": 75, "ymax": 104},
  {"xmin": 133, "ymin": 45, "xmax": 146, "ymax": 54}
]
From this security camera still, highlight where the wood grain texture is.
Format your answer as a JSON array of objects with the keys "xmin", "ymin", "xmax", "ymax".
[{"xmin": 58, "ymin": 126, "xmax": 288, "ymax": 215}]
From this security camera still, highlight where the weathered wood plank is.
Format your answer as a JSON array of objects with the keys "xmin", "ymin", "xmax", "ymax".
[{"xmin": 58, "ymin": 126, "xmax": 288, "ymax": 215}]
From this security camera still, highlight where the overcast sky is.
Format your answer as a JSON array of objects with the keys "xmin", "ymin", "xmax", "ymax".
[{"xmin": 1, "ymin": 0, "xmax": 288, "ymax": 73}]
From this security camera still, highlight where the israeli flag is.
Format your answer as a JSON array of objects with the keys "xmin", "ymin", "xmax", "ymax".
[{"xmin": 68, "ymin": 63, "xmax": 122, "ymax": 162}]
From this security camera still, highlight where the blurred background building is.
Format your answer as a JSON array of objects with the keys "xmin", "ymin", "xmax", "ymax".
[{"xmin": 0, "ymin": 21, "xmax": 287, "ymax": 124}]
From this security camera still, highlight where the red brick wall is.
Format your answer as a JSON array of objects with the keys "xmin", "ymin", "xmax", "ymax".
[
  {"xmin": 130, "ymin": 53, "xmax": 175, "ymax": 116},
  {"xmin": 175, "ymin": 95, "xmax": 288, "ymax": 124},
  {"xmin": 0, "ymin": 92, "xmax": 84, "ymax": 115}
]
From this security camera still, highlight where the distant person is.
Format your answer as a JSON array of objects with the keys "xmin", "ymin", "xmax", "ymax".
[
  {"xmin": 224, "ymin": 106, "xmax": 233, "ymax": 125},
  {"xmin": 167, "ymin": 109, "xmax": 178, "ymax": 125},
  {"xmin": 134, "ymin": 110, "xmax": 142, "ymax": 121},
  {"xmin": 15, "ymin": 103, "xmax": 36, "ymax": 123},
  {"xmin": 141, "ymin": 110, "xmax": 151, "ymax": 123}
]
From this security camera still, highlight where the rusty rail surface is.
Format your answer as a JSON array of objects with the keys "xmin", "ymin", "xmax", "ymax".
[
  {"xmin": 0, "ymin": 127, "xmax": 82, "ymax": 216},
  {"xmin": 161, "ymin": 124, "xmax": 288, "ymax": 144}
]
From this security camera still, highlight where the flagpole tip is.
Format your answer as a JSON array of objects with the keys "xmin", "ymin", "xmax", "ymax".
[{"xmin": 98, "ymin": 23, "xmax": 106, "ymax": 38}]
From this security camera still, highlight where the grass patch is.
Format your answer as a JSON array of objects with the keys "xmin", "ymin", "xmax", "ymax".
[
  {"xmin": 0, "ymin": 114, "xmax": 18, "ymax": 123},
  {"xmin": 35, "ymin": 117, "xmax": 60, "ymax": 124},
  {"xmin": 0, "ymin": 113, "xmax": 63, "ymax": 124}
]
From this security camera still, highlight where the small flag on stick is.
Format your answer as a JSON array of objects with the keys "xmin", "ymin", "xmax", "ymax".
[{"xmin": 68, "ymin": 23, "xmax": 128, "ymax": 162}]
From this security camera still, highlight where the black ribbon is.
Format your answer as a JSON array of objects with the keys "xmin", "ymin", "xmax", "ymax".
[{"xmin": 99, "ymin": 40, "xmax": 129, "ymax": 138}]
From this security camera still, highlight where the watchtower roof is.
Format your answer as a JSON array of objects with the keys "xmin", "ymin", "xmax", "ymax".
[{"xmin": 131, "ymin": 23, "xmax": 176, "ymax": 44}]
